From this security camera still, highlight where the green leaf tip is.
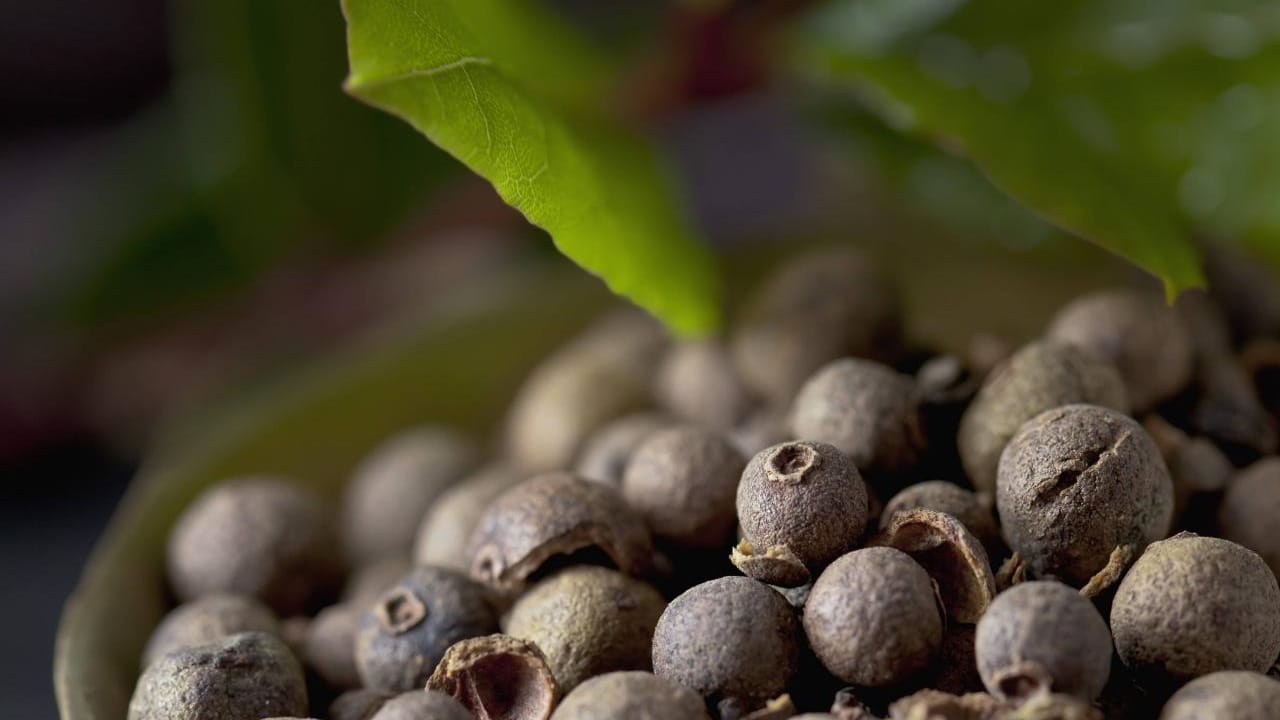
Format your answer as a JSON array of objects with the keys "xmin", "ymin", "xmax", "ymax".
[{"xmin": 341, "ymin": 0, "xmax": 721, "ymax": 336}]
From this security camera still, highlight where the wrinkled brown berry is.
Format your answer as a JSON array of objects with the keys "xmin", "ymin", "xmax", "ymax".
[
  {"xmin": 354, "ymin": 566, "xmax": 498, "ymax": 692},
  {"xmin": 329, "ymin": 689, "xmax": 393, "ymax": 720},
  {"xmin": 1047, "ymin": 289, "xmax": 1193, "ymax": 412},
  {"xmin": 468, "ymin": 472, "xmax": 654, "ymax": 591},
  {"xmin": 427, "ymin": 634, "xmax": 559, "ymax": 720},
  {"xmin": 1158, "ymin": 670, "xmax": 1280, "ymax": 720},
  {"xmin": 1111, "ymin": 533, "xmax": 1280, "ymax": 681},
  {"xmin": 341, "ymin": 427, "xmax": 476, "ymax": 565},
  {"xmin": 958, "ymin": 341, "xmax": 1129, "ymax": 495},
  {"xmin": 128, "ymin": 632, "xmax": 307, "ymax": 720},
  {"xmin": 882, "ymin": 481, "xmax": 1001, "ymax": 558},
  {"xmin": 142, "ymin": 594, "xmax": 279, "ymax": 668},
  {"xmin": 368, "ymin": 691, "xmax": 470, "ymax": 720},
  {"xmin": 622, "ymin": 427, "xmax": 745, "ymax": 550},
  {"xmin": 504, "ymin": 566, "xmax": 666, "ymax": 691},
  {"xmin": 975, "ymin": 581, "xmax": 1111, "ymax": 701},
  {"xmin": 803, "ymin": 547, "xmax": 942, "ymax": 687},
  {"xmin": 731, "ymin": 247, "xmax": 902, "ymax": 404},
  {"xmin": 167, "ymin": 477, "xmax": 342, "ymax": 615},
  {"xmin": 504, "ymin": 310, "xmax": 666, "ymax": 472},
  {"xmin": 574, "ymin": 413, "xmax": 671, "ymax": 486},
  {"xmin": 550, "ymin": 671, "xmax": 710, "ymax": 720},
  {"xmin": 652, "ymin": 576, "xmax": 799, "ymax": 704},
  {"xmin": 414, "ymin": 464, "xmax": 523, "ymax": 571},
  {"xmin": 303, "ymin": 603, "xmax": 360, "ymax": 690},
  {"xmin": 789, "ymin": 358, "xmax": 922, "ymax": 480},
  {"xmin": 734, "ymin": 441, "xmax": 869, "ymax": 587},
  {"xmin": 1219, "ymin": 457, "xmax": 1280, "ymax": 579},
  {"xmin": 869, "ymin": 509, "xmax": 995, "ymax": 623},
  {"xmin": 997, "ymin": 404, "xmax": 1173, "ymax": 590}
]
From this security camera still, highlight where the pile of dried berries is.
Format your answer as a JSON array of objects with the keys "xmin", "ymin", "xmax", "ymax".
[{"xmin": 130, "ymin": 247, "xmax": 1280, "ymax": 720}]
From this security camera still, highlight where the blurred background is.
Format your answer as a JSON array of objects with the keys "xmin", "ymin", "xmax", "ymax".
[{"xmin": 7, "ymin": 1, "xmax": 1280, "ymax": 715}]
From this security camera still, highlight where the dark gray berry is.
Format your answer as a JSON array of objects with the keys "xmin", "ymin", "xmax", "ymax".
[
  {"xmin": 504, "ymin": 566, "xmax": 666, "ymax": 691},
  {"xmin": 354, "ymin": 566, "xmax": 498, "ymax": 692},
  {"xmin": 341, "ymin": 427, "xmax": 476, "ymax": 565},
  {"xmin": 368, "ymin": 691, "xmax": 470, "ymax": 720},
  {"xmin": 734, "ymin": 441, "xmax": 869, "ymax": 586},
  {"xmin": 574, "ymin": 413, "xmax": 671, "ymax": 487},
  {"xmin": 789, "ymin": 358, "xmax": 922, "ymax": 479},
  {"xmin": 414, "ymin": 464, "xmax": 523, "ymax": 571},
  {"xmin": 167, "ymin": 477, "xmax": 342, "ymax": 615},
  {"xmin": 468, "ymin": 472, "xmax": 654, "ymax": 591},
  {"xmin": 427, "ymin": 634, "xmax": 559, "ymax": 720},
  {"xmin": 1159, "ymin": 671, "xmax": 1280, "ymax": 720},
  {"xmin": 622, "ymin": 426, "xmax": 745, "ymax": 550},
  {"xmin": 1047, "ymin": 289, "xmax": 1193, "ymax": 412},
  {"xmin": 997, "ymin": 404, "xmax": 1173, "ymax": 591},
  {"xmin": 1111, "ymin": 533, "xmax": 1280, "ymax": 681},
  {"xmin": 975, "ymin": 581, "xmax": 1112, "ymax": 701},
  {"xmin": 142, "ymin": 594, "xmax": 278, "ymax": 668},
  {"xmin": 958, "ymin": 341, "xmax": 1129, "ymax": 495},
  {"xmin": 652, "ymin": 576, "xmax": 799, "ymax": 704},
  {"xmin": 803, "ymin": 547, "xmax": 942, "ymax": 687},
  {"xmin": 128, "ymin": 632, "xmax": 307, "ymax": 720},
  {"xmin": 1219, "ymin": 457, "xmax": 1280, "ymax": 580},
  {"xmin": 550, "ymin": 671, "xmax": 710, "ymax": 720}
]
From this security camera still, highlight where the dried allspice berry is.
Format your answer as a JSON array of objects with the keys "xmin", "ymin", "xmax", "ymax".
[
  {"xmin": 803, "ymin": 547, "xmax": 942, "ymax": 687},
  {"xmin": 550, "ymin": 671, "xmax": 710, "ymax": 720},
  {"xmin": 368, "ymin": 691, "xmax": 470, "ymax": 720},
  {"xmin": 167, "ymin": 477, "xmax": 342, "ymax": 615},
  {"xmin": 733, "ymin": 441, "xmax": 869, "ymax": 587},
  {"xmin": 414, "ymin": 464, "xmax": 523, "ymax": 572},
  {"xmin": 882, "ymin": 480, "xmax": 1001, "ymax": 558},
  {"xmin": 141, "ymin": 594, "xmax": 278, "ymax": 668},
  {"xmin": 975, "ymin": 581, "xmax": 1112, "ymax": 702},
  {"xmin": 302, "ymin": 603, "xmax": 360, "ymax": 690},
  {"xmin": 341, "ymin": 426, "xmax": 476, "ymax": 564},
  {"xmin": 789, "ymin": 358, "xmax": 923, "ymax": 480},
  {"xmin": 354, "ymin": 566, "xmax": 498, "ymax": 692},
  {"xmin": 329, "ymin": 689, "xmax": 393, "ymax": 720},
  {"xmin": 958, "ymin": 340, "xmax": 1129, "ymax": 495},
  {"xmin": 621, "ymin": 426, "xmax": 745, "ymax": 550},
  {"xmin": 427, "ymin": 634, "xmax": 559, "ymax": 720},
  {"xmin": 1046, "ymin": 288, "xmax": 1194, "ymax": 412},
  {"xmin": 996, "ymin": 404, "xmax": 1173, "ymax": 592},
  {"xmin": 1111, "ymin": 533, "xmax": 1280, "ymax": 681},
  {"xmin": 504, "ymin": 566, "xmax": 666, "ymax": 691},
  {"xmin": 869, "ymin": 509, "xmax": 995, "ymax": 623},
  {"xmin": 468, "ymin": 472, "xmax": 653, "ymax": 591},
  {"xmin": 1218, "ymin": 457, "xmax": 1280, "ymax": 579},
  {"xmin": 652, "ymin": 576, "xmax": 800, "ymax": 705},
  {"xmin": 574, "ymin": 413, "xmax": 671, "ymax": 487},
  {"xmin": 1158, "ymin": 671, "xmax": 1280, "ymax": 720},
  {"xmin": 128, "ymin": 632, "xmax": 307, "ymax": 720},
  {"xmin": 654, "ymin": 338, "xmax": 756, "ymax": 431}
]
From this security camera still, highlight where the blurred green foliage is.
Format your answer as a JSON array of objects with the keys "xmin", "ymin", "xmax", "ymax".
[
  {"xmin": 797, "ymin": 0, "xmax": 1280, "ymax": 296},
  {"xmin": 342, "ymin": 0, "xmax": 722, "ymax": 336}
]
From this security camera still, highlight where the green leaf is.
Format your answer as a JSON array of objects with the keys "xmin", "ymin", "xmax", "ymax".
[
  {"xmin": 789, "ymin": 0, "xmax": 1280, "ymax": 296},
  {"xmin": 342, "ymin": 0, "xmax": 721, "ymax": 335}
]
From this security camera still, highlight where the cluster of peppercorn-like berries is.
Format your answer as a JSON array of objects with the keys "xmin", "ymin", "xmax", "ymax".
[{"xmin": 130, "ymin": 246, "xmax": 1280, "ymax": 720}]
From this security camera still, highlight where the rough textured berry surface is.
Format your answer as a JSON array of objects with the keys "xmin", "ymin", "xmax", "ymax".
[
  {"xmin": 468, "ymin": 472, "xmax": 653, "ymax": 590},
  {"xmin": 1047, "ymin": 288, "xmax": 1193, "ymax": 412},
  {"xmin": 128, "ymin": 632, "xmax": 307, "ymax": 720},
  {"xmin": 997, "ymin": 404, "xmax": 1173, "ymax": 589},
  {"xmin": 505, "ymin": 566, "xmax": 665, "ymax": 691},
  {"xmin": 550, "ymin": 671, "xmax": 710, "ymax": 720},
  {"xmin": 734, "ymin": 441, "xmax": 868, "ymax": 586},
  {"xmin": 1158, "ymin": 671, "xmax": 1280, "ymax": 720},
  {"xmin": 142, "ymin": 594, "xmax": 278, "ymax": 669},
  {"xmin": 354, "ymin": 566, "xmax": 498, "ymax": 692},
  {"xmin": 167, "ymin": 477, "xmax": 341, "ymax": 615},
  {"xmin": 869, "ymin": 508, "xmax": 995, "ymax": 623},
  {"xmin": 652, "ymin": 576, "xmax": 799, "ymax": 703},
  {"xmin": 1111, "ymin": 533, "xmax": 1280, "ymax": 681},
  {"xmin": 975, "ymin": 581, "xmax": 1112, "ymax": 701},
  {"xmin": 789, "ymin": 358, "xmax": 922, "ymax": 479},
  {"xmin": 575, "ymin": 413, "xmax": 670, "ymax": 487},
  {"xmin": 882, "ymin": 480, "xmax": 1001, "ymax": 558},
  {"xmin": 622, "ymin": 426, "xmax": 745, "ymax": 550},
  {"xmin": 803, "ymin": 547, "xmax": 942, "ymax": 687},
  {"xmin": 958, "ymin": 341, "xmax": 1129, "ymax": 494}
]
